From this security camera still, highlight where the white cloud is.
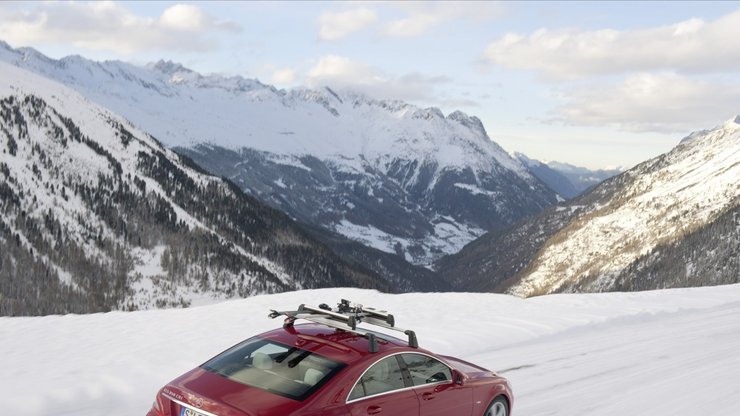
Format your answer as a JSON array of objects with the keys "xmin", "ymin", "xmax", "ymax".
[
  {"xmin": 553, "ymin": 73, "xmax": 740, "ymax": 133},
  {"xmin": 305, "ymin": 55, "xmax": 457, "ymax": 105},
  {"xmin": 0, "ymin": 2, "xmax": 239, "ymax": 54},
  {"xmin": 159, "ymin": 4, "xmax": 209, "ymax": 32},
  {"xmin": 306, "ymin": 55, "xmax": 385, "ymax": 88},
  {"xmin": 485, "ymin": 9, "xmax": 740, "ymax": 79},
  {"xmin": 313, "ymin": 2, "xmax": 501, "ymax": 40},
  {"xmin": 384, "ymin": 2, "xmax": 502, "ymax": 37},
  {"xmin": 384, "ymin": 13, "xmax": 441, "ymax": 38},
  {"xmin": 271, "ymin": 68, "xmax": 297, "ymax": 85},
  {"xmin": 318, "ymin": 8, "xmax": 377, "ymax": 41}
]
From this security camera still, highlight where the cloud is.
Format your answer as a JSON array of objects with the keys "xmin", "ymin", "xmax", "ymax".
[
  {"xmin": 552, "ymin": 73, "xmax": 740, "ymax": 132},
  {"xmin": 0, "ymin": 2, "xmax": 240, "ymax": 54},
  {"xmin": 384, "ymin": 2, "xmax": 502, "ymax": 37},
  {"xmin": 384, "ymin": 13, "xmax": 440, "ymax": 38},
  {"xmin": 318, "ymin": 8, "xmax": 377, "ymax": 41},
  {"xmin": 304, "ymin": 54, "xmax": 460, "ymax": 105},
  {"xmin": 485, "ymin": 9, "xmax": 740, "ymax": 79},
  {"xmin": 160, "ymin": 4, "xmax": 215, "ymax": 32},
  {"xmin": 271, "ymin": 68, "xmax": 297, "ymax": 85},
  {"xmin": 307, "ymin": 55, "xmax": 369, "ymax": 79}
]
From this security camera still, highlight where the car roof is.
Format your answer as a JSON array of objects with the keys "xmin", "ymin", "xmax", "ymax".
[{"xmin": 257, "ymin": 323, "xmax": 413, "ymax": 364}]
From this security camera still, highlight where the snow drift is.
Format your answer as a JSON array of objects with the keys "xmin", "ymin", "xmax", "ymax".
[{"xmin": 1, "ymin": 285, "xmax": 739, "ymax": 415}]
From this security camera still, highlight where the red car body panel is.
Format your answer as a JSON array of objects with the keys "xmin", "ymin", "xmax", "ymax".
[
  {"xmin": 346, "ymin": 388, "xmax": 419, "ymax": 416},
  {"xmin": 415, "ymin": 381, "xmax": 473, "ymax": 416},
  {"xmin": 148, "ymin": 323, "xmax": 513, "ymax": 416}
]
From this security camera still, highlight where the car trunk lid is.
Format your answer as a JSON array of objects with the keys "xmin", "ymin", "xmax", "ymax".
[{"xmin": 163, "ymin": 368, "xmax": 304, "ymax": 416}]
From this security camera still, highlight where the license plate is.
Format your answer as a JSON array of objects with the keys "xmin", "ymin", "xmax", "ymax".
[{"xmin": 180, "ymin": 406, "xmax": 208, "ymax": 416}]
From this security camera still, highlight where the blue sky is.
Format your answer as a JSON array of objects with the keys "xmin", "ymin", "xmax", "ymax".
[{"xmin": 1, "ymin": 1, "xmax": 739, "ymax": 169}]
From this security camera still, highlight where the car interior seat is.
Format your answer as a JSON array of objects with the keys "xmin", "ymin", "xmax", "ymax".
[
  {"xmin": 303, "ymin": 368, "xmax": 325, "ymax": 386},
  {"xmin": 253, "ymin": 352, "xmax": 274, "ymax": 370}
]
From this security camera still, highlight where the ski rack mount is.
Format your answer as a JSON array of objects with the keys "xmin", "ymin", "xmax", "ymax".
[{"xmin": 268, "ymin": 299, "xmax": 418, "ymax": 353}]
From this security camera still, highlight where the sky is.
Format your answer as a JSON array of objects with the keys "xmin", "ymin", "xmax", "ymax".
[{"xmin": 1, "ymin": 1, "xmax": 739, "ymax": 169}]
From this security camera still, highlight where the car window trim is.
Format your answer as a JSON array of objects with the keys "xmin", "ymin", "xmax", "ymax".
[
  {"xmin": 346, "ymin": 354, "xmax": 411, "ymax": 403},
  {"xmin": 345, "ymin": 352, "xmax": 454, "ymax": 404}
]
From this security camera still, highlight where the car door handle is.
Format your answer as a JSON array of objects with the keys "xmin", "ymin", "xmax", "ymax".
[
  {"xmin": 422, "ymin": 392, "xmax": 435, "ymax": 401},
  {"xmin": 367, "ymin": 405, "xmax": 383, "ymax": 415}
]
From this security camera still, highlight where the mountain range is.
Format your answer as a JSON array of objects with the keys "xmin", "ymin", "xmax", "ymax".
[
  {"xmin": 0, "ymin": 41, "xmax": 557, "ymax": 268},
  {"xmin": 1, "ymin": 41, "xmax": 736, "ymax": 316}
]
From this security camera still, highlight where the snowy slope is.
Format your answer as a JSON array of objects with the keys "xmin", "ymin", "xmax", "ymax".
[
  {"xmin": 509, "ymin": 118, "xmax": 740, "ymax": 296},
  {"xmin": 0, "ymin": 42, "xmax": 557, "ymax": 266},
  {"xmin": 440, "ymin": 119, "xmax": 739, "ymax": 295},
  {"xmin": 1, "ymin": 285, "xmax": 739, "ymax": 415},
  {"xmin": 0, "ymin": 61, "xmax": 394, "ymax": 315}
]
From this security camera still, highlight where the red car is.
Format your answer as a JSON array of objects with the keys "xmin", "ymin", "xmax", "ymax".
[{"xmin": 147, "ymin": 300, "xmax": 513, "ymax": 416}]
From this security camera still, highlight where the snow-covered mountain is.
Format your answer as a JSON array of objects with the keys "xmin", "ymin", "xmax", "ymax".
[
  {"xmin": 546, "ymin": 160, "xmax": 622, "ymax": 195},
  {"xmin": 438, "ymin": 119, "xmax": 739, "ymax": 294},
  {"xmin": 514, "ymin": 152, "xmax": 580, "ymax": 198},
  {"xmin": 2, "ymin": 285, "xmax": 739, "ymax": 415},
  {"xmin": 515, "ymin": 152, "xmax": 622, "ymax": 198},
  {"xmin": 0, "ymin": 41, "xmax": 557, "ymax": 266},
  {"xmin": 0, "ymin": 61, "xmax": 410, "ymax": 315}
]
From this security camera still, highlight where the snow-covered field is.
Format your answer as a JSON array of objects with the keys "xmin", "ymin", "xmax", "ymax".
[{"xmin": 2, "ymin": 285, "xmax": 739, "ymax": 415}]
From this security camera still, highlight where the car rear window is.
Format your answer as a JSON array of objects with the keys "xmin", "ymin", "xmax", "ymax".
[{"xmin": 202, "ymin": 338, "xmax": 346, "ymax": 401}]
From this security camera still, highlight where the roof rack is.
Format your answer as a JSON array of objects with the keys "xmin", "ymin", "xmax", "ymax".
[{"xmin": 269, "ymin": 299, "xmax": 418, "ymax": 353}]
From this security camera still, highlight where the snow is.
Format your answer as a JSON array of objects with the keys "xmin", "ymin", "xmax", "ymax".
[
  {"xmin": 273, "ymin": 177, "xmax": 287, "ymax": 189},
  {"xmin": 454, "ymin": 182, "xmax": 500, "ymax": 198},
  {"xmin": 131, "ymin": 246, "xmax": 167, "ymax": 278},
  {"xmin": 1, "ymin": 285, "xmax": 739, "ymax": 415},
  {"xmin": 334, "ymin": 217, "xmax": 485, "ymax": 267},
  {"xmin": 263, "ymin": 153, "xmax": 312, "ymax": 172},
  {"xmin": 334, "ymin": 219, "xmax": 410, "ymax": 255}
]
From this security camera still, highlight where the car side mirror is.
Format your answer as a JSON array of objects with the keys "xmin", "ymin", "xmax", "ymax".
[
  {"xmin": 452, "ymin": 369, "xmax": 464, "ymax": 386},
  {"xmin": 426, "ymin": 372, "xmax": 448, "ymax": 384}
]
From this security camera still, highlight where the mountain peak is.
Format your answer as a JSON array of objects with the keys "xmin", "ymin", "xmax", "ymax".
[
  {"xmin": 411, "ymin": 106, "xmax": 444, "ymax": 120},
  {"xmin": 447, "ymin": 110, "xmax": 488, "ymax": 138},
  {"xmin": 59, "ymin": 54, "xmax": 87, "ymax": 64},
  {"xmin": 150, "ymin": 59, "xmax": 192, "ymax": 75},
  {"xmin": 17, "ymin": 46, "xmax": 49, "ymax": 62},
  {"xmin": 513, "ymin": 152, "xmax": 541, "ymax": 166}
]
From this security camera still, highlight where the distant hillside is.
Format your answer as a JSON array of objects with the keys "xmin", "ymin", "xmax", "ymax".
[
  {"xmin": 515, "ymin": 152, "xmax": 580, "ymax": 198},
  {"xmin": 438, "ymin": 119, "xmax": 739, "ymax": 295},
  {"xmin": 546, "ymin": 161, "xmax": 622, "ymax": 195}
]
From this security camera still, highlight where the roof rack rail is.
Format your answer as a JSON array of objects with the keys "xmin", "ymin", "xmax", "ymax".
[{"xmin": 269, "ymin": 299, "xmax": 418, "ymax": 353}]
